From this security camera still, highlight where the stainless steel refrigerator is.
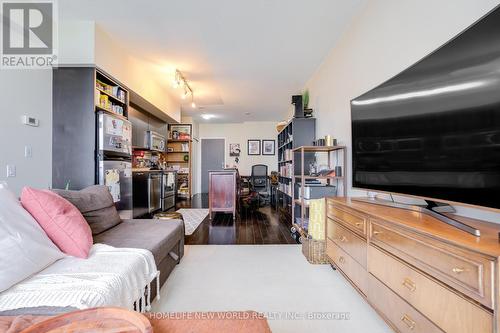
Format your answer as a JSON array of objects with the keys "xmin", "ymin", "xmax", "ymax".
[{"xmin": 97, "ymin": 111, "xmax": 133, "ymax": 219}]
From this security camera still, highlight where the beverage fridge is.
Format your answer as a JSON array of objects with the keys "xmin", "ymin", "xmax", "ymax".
[{"xmin": 97, "ymin": 111, "xmax": 133, "ymax": 219}]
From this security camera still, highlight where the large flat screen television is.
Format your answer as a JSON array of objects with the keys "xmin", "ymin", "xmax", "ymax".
[{"xmin": 351, "ymin": 6, "xmax": 500, "ymax": 211}]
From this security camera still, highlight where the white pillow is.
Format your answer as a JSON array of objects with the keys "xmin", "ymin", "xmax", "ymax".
[{"xmin": 0, "ymin": 183, "xmax": 65, "ymax": 292}]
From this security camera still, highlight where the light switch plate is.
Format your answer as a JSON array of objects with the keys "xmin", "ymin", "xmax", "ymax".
[
  {"xmin": 25, "ymin": 146, "xmax": 32, "ymax": 158},
  {"xmin": 6, "ymin": 165, "xmax": 16, "ymax": 177}
]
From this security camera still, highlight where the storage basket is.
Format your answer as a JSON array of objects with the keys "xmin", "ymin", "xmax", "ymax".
[{"xmin": 300, "ymin": 236, "xmax": 329, "ymax": 264}]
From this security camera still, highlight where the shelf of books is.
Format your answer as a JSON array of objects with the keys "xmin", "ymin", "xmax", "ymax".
[
  {"xmin": 95, "ymin": 70, "xmax": 128, "ymax": 118},
  {"xmin": 167, "ymin": 124, "xmax": 193, "ymax": 199},
  {"xmin": 276, "ymin": 117, "xmax": 315, "ymax": 227}
]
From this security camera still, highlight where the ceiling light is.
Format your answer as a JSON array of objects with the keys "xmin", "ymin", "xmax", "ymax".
[
  {"xmin": 191, "ymin": 94, "xmax": 196, "ymax": 108},
  {"xmin": 201, "ymin": 114, "xmax": 215, "ymax": 120}
]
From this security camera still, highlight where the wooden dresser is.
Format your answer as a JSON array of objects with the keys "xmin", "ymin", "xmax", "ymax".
[
  {"xmin": 326, "ymin": 197, "xmax": 500, "ymax": 333},
  {"xmin": 208, "ymin": 170, "xmax": 239, "ymax": 220}
]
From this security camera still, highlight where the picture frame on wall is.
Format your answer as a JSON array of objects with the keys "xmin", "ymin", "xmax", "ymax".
[
  {"xmin": 262, "ymin": 140, "xmax": 275, "ymax": 155},
  {"xmin": 229, "ymin": 143, "xmax": 241, "ymax": 157},
  {"xmin": 247, "ymin": 140, "xmax": 261, "ymax": 155}
]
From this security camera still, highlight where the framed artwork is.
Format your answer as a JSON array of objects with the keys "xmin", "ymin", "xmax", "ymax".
[
  {"xmin": 229, "ymin": 143, "xmax": 241, "ymax": 157},
  {"xmin": 247, "ymin": 140, "xmax": 261, "ymax": 155},
  {"xmin": 262, "ymin": 140, "xmax": 276, "ymax": 155},
  {"xmin": 169, "ymin": 124, "xmax": 192, "ymax": 140}
]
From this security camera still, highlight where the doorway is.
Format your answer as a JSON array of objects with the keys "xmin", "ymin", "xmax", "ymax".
[{"xmin": 201, "ymin": 138, "xmax": 225, "ymax": 193}]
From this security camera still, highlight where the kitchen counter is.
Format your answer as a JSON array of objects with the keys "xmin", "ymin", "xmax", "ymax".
[{"xmin": 132, "ymin": 168, "xmax": 177, "ymax": 173}]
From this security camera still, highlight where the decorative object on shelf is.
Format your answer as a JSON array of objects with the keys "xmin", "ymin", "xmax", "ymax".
[
  {"xmin": 183, "ymin": 154, "xmax": 189, "ymax": 162},
  {"xmin": 313, "ymin": 138, "xmax": 326, "ymax": 146},
  {"xmin": 324, "ymin": 135, "xmax": 336, "ymax": 146},
  {"xmin": 167, "ymin": 147, "xmax": 174, "ymax": 152},
  {"xmin": 262, "ymin": 140, "xmax": 275, "ymax": 155},
  {"xmin": 276, "ymin": 120, "xmax": 288, "ymax": 133},
  {"xmin": 229, "ymin": 143, "xmax": 241, "ymax": 157},
  {"xmin": 292, "ymin": 95, "xmax": 304, "ymax": 118},
  {"xmin": 247, "ymin": 140, "xmax": 261, "ymax": 155},
  {"xmin": 302, "ymin": 90, "xmax": 313, "ymax": 118}
]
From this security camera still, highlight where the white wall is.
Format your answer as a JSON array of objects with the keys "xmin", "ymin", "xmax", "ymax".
[
  {"xmin": 94, "ymin": 26, "xmax": 181, "ymax": 122},
  {"xmin": 58, "ymin": 21, "xmax": 181, "ymax": 122},
  {"xmin": 0, "ymin": 70, "xmax": 53, "ymax": 194},
  {"xmin": 305, "ymin": 0, "xmax": 500, "ymax": 222},
  {"xmin": 194, "ymin": 121, "xmax": 278, "ymax": 194}
]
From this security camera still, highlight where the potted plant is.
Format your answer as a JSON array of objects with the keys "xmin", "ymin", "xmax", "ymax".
[{"xmin": 303, "ymin": 90, "xmax": 313, "ymax": 117}]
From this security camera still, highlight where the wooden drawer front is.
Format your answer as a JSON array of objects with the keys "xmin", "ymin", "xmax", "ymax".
[
  {"xmin": 368, "ymin": 246, "xmax": 493, "ymax": 333},
  {"xmin": 327, "ymin": 239, "xmax": 367, "ymax": 294},
  {"xmin": 370, "ymin": 221, "xmax": 493, "ymax": 308},
  {"xmin": 327, "ymin": 203, "xmax": 367, "ymax": 236},
  {"xmin": 327, "ymin": 218, "xmax": 367, "ymax": 268},
  {"xmin": 368, "ymin": 274, "xmax": 444, "ymax": 333}
]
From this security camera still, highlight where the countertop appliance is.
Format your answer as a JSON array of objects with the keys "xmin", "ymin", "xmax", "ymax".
[
  {"xmin": 161, "ymin": 171, "xmax": 177, "ymax": 211},
  {"xmin": 97, "ymin": 111, "xmax": 133, "ymax": 219},
  {"xmin": 145, "ymin": 130, "xmax": 166, "ymax": 152}
]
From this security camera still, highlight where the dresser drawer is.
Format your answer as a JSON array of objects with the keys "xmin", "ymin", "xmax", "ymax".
[
  {"xmin": 327, "ymin": 239, "xmax": 367, "ymax": 294},
  {"xmin": 370, "ymin": 220, "xmax": 494, "ymax": 308},
  {"xmin": 368, "ymin": 245, "xmax": 493, "ymax": 333},
  {"xmin": 368, "ymin": 274, "xmax": 444, "ymax": 333},
  {"xmin": 327, "ymin": 218, "xmax": 367, "ymax": 268},
  {"xmin": 327, "ymin": 203, "xmax": 367, "ymax": 237}
]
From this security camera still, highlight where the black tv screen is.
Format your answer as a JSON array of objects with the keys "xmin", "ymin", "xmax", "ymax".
[{"xmin": 351, "ymin": 6, "xmax": 500, "ymax": 211}]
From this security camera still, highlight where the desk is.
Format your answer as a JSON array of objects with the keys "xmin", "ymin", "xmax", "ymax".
[{"xmin": 208, "ymin": 170, "xmax": 239, "ymax": 219}]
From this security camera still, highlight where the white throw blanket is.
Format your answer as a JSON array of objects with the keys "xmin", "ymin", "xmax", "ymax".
[{"xmin": 0, "ymin": 244, "xmax": 158, "ymax": 312}]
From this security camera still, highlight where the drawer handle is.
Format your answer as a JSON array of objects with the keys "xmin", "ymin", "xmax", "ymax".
[
  {"xmin": 355, "ymin": 222, "xmax": 363, "ymax": 227},
  {"xmin": 338, "ymin": 256, "xmax": 346, "ymax": 264},
  {"xmin": 401, "ymin": 314, "xmax": 416, "ymax": 330},
  {"xmin": 452, "ymin": 267, "xmax": 468, "ymax": 274},
  {"xmin": 339, "ymin": 236, "xmax": 348, "ymax": 243},
  {"xmin": 402, "ymin": 278, "xmax": 416, "ymax": 292},
  {"xmin": 373, "ymin": 230, "xmax": 382, "ymax": 235}
]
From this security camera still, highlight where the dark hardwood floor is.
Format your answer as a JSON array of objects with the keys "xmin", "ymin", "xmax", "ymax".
[{"xmin": 177, "ymin": 194, "xmax": 296, "ymax": 245}]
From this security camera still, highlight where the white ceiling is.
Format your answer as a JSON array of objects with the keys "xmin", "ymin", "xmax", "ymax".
[{"xmin": 59, "ymin": 0, "xmax": 364, "ymax": 123}]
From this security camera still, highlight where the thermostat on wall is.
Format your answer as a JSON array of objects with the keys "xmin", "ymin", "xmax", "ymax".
[{"xmin": 22, "ymin": 115, "xmax": 39, "ymax": 127}]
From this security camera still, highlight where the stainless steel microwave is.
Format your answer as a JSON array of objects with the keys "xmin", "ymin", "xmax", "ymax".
[{"xmin": 145, "ymin": 131, "xmax": 166, "ymax": 152}]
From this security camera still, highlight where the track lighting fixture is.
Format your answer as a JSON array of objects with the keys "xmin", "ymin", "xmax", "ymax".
[{"xmin": 173, "ymin": 69, "xmax": 194, "ymax": 104}]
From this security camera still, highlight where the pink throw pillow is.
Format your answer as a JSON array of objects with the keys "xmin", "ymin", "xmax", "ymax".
[{"xmin": 21, "ymin": 187, "xmax": 93, "ymax": 258}]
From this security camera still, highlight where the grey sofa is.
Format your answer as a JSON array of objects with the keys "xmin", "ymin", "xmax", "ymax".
[{"xmin": 53, "ymin": 185, "xmax": 184, "ymax": 300}]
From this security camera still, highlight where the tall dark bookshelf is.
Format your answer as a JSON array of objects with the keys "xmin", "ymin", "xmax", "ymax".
[
  {"xmin": 277, "ymin": 117, "xmax": 316, "ymax": 227},
  {"xmin": 52, "ymin": 67, "xmax": 129, "ymax": 190}
]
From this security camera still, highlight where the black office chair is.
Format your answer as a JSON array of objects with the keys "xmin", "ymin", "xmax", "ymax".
[{"xmin": 251, "ymin": 164, "xmax": 270, "ymax": 206}]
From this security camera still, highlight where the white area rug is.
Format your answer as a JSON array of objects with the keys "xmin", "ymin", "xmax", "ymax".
[
  {"xmin": 152, "ymin": 245, "xmax": 392, "ymax": 333},
  {"xmin": 176, "ymin": 208, "xmax": 209, "ymax": 235}
]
